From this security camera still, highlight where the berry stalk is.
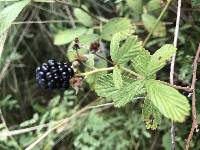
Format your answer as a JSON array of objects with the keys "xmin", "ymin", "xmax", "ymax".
[{"xmin": 77, "ymin": 67, "xmax": 115, "ymax": 76}]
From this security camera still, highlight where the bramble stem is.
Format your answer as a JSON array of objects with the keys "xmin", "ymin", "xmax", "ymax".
[
  {"xmin": 77, "ymin": 66, "xmax": 144, "ymax": 79},
  {"xmin": 78, "ymin": 67, "xmax": 115, "ymax": 76}
]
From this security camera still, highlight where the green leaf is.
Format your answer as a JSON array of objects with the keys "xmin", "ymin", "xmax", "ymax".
[
  {"xmin": 162, "ymin": 132, "xmax": 171, "ymax": 150},
  {"xmin": 110, "ymin": 33, "xmax": 121, "ymax": 61},
  {"xmin": 126, "ymin": 0, "xmax": 143, "ymax": 15},
  {"xmin": 54, "ymin": 27, "xmax": 87, "ymax": 45},
  {"xmin": 95, "ymin": 74, "xmax": 119, "ymax": 99},
  {"xmin": 0, "ymin": 0, "xmax": 30, "ymax": 35},
  {"xmin": 147, "ymin": 44, "xmax": 177, "ymax": 77},
  {"xmin": 113, "ymin": 66, "xmax": 123, "ymax": 89},
  {"xmin": 111, "ymin": 36, "xmax": 143, "ymax": 64},
  {"xmin": 113, "ymin": 80, "xmax": 144, "ymax": 107},
  {"xmin": 192, "ymin": 0, "xmax": 200, "ymax": 7},
  {"xmin": 131, "ymin": 48, "xmax": 150, "ymax": 76},
  {"xmin": 101, "ymin": 18, "xmax": 134, "ymax": 41},
  {"xmin": 145, "ymin": 79, "xmax": 190, "ymax": 122},
  {"xmin": 142, "ymin": 13, "xmax": 166, "ymax": 37},
  {"xmin": 74, "ymin": 7, "xmax": 93, "ymax": 27},
  {"xmin": 95, "ymin": 74, "xmax": 144, "ymax": 107},
  {"xmin": 146, "ymin": 0, "xmax": 161, "ymax": 14},
  {"xmin": 142, "ymin": 97, "xmax": 161, "ymax": 130},
  {"xmin": 78, "ymin": 34, "xmax": 99, "ymax": 46}
]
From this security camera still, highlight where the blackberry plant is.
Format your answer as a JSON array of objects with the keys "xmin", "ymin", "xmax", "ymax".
[{"xmin": 72, "ymin": 33, "xmax": 190, "ymax": 129}]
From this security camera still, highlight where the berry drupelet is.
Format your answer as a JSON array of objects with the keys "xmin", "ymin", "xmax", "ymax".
[{"xmin": 36, "ymin": 59, "xmax": 75, "ymax": 89}]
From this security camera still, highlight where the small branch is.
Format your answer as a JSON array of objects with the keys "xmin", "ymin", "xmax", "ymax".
[
  {"xmin": 25, "ymin": 99, "xmax": 112, "ymax": 150},
  {"xmin": 170, "ymin": 0, "xmax": 182, "ymax": 149},
  {"xmin": 162, "ymin": 82, "xmax": 192, "ymax": 92},
  {"xmin": 0, "ymin": 109, "xmax": 22, "ymax": 150},
  {"xmin": 12, "ymin": 20, "xmax": 79, "ymax": 24},
  {"xmin": 88, "ymin": 97, "xmax": 145, "ymax": 109},
  {"xmin": 77, "ymin": 67, "xmax": 114, "ymax": 76},
  {"xmin": 94, "ymin": 53, "xmax": 114, "ymax": 65},
  {"xmin": 185, "ymin": 44, "xmax": 200, "ymax": 150},
  {"xmin": 0, "ymin": 123, "xmax": 49, "ymax": 137},
  {"xmin": 143, "ymin": 0, "xmax": 172, "ymax": 46},
  {"xmin": 77, "ymin": 65, "xmax": 144, "ymax": 79}
]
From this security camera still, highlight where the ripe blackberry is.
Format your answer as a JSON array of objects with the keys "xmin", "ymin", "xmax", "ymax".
[{"xmin": 36, "ymin": 59, "xmax": 75, "ymax": 89}]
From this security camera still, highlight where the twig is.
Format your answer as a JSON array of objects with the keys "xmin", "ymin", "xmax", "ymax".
[
  {"xmin": 150, "ymin": 132, "xmax": 160, "ymax": 150},
  {"xmin": 12, "ymin": 20, "xmax": 79, "ymax": 24},
  {"xmin": 0, "ymin": 109, "xmax": 22, "ymax": 150},
  {"xmin": 170, "ymin": 0, "xmax": 182, "ymax": 149},
  {"xmin": 0, "ymin": 123, "xmax": 49, "ymax": 137},
  {"xmin": 185, "ymin": 44, "xmax": 200, "ymax": 150},
  {"xmin": 161, "ymin": 81, "xmax": 191, "ymax": 92},
  {"xmin": 78, "ymin": 67, "xmax": 114, "ymax": 76},
  {"xmin": 94, "ymin": 53, "xmax": 114, "ymax": 65},
  {"xmin": 25, "ymin": 99, "xmax": 114, "ymax": 150},
  {"xmin": 88, "ymin": 97, "xmax": 145, "ymax": 109},
  {"xmin": 143, "ymin": 0, "xmax": 172, "ymax": 46}
]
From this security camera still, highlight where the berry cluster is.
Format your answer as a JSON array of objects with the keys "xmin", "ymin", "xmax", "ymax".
[{"xmin": 36, "ymin": 59, "xmax": 74, "ymax": 89}]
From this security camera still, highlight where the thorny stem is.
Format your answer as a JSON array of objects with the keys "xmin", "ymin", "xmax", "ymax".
[
  {"xmin": 143, "ymin": 0, "xmax": 172, "ymax": 46},
  {"xmin": 185, "ymin": 44, "xmax": 200, "ymax": 150}
]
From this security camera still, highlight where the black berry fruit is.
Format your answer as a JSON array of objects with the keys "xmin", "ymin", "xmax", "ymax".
[{"xmin": 36, "ymin": 59, "xmax": 75, "ymax": 89}]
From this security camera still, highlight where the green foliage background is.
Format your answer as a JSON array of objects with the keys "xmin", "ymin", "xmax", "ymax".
[{"xmin": 0, "ymin": 0, "xmax": 200, "ymax": 150}]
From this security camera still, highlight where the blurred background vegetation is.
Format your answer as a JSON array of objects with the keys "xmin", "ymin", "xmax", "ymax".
[{"xmin": 0, "ymin": 0, "xmax": 200, "ymax": 149}]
